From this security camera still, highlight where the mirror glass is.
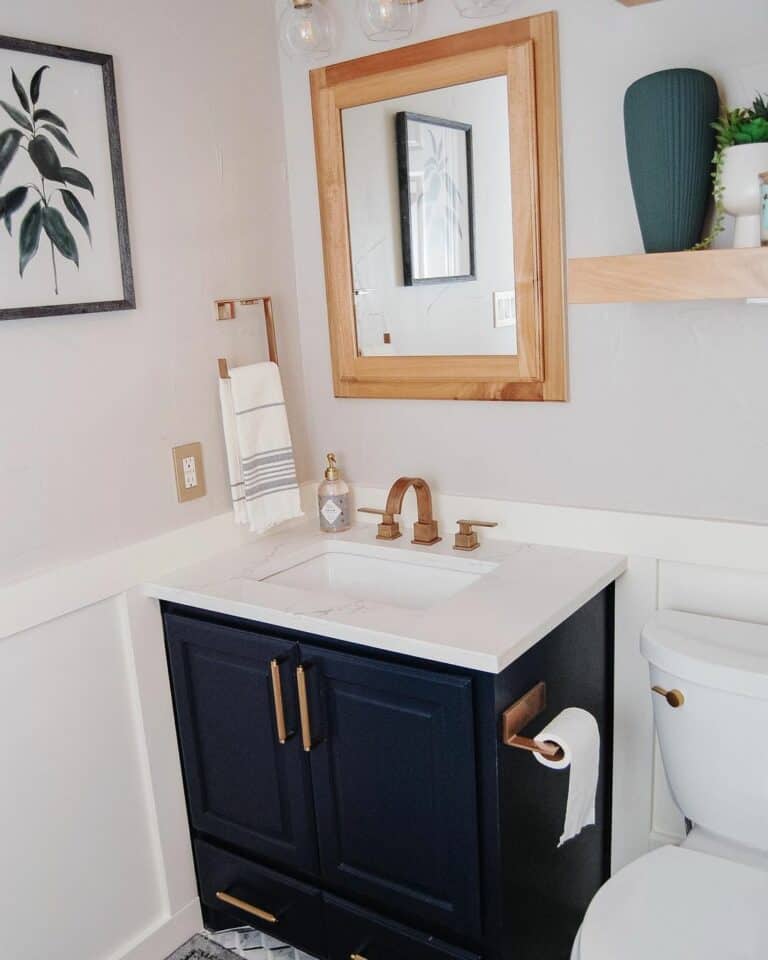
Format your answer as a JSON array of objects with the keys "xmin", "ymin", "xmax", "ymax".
[
  {"xmin": 396, "ymin": 112, "xmax": 475, "ymax": 285},
  {"xmin": 342, "ymin": 76, "xmax": 517, "ymax": 358}
]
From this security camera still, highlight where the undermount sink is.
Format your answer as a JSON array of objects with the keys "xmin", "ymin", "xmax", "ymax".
[{"xmin": 261, "ymin": 543, "xmax": 496, "ymax": 610}]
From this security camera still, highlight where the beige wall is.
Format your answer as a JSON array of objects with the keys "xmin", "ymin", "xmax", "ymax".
[
  {"xmin": 278, "ymin": 0, "xmax": 768, "ymax": 525},
  {"xmin": 0, "ymin": 0, "xmax": 307, "ymax": 585}
]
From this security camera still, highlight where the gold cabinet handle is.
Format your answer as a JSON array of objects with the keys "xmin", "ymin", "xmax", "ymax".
[
  {"xmin": 296, "ymin": 664, "xmax": 314, "ymax": 752},
  {"xmin": 652, "ymin": 685, "xmax": 685, "ymax": 708},
  {"xmin": 270, "ymin": 658, "xmax": 289, "ymax": 745},
  {"xmin": 215, "ymin": 890, "xmax": 278, "ymax": 924},
  {"xmin": 351, "ymin": 955, "xmax": 368, "ymax": 960}
]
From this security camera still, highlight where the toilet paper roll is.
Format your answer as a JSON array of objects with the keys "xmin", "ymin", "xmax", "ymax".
[{"xmin": 533, "ymin": 707, "xmax": 600, "ymax": 847}]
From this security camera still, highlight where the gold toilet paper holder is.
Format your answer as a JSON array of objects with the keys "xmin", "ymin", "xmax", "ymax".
[{"xmin": 502, "ymin": 681, "xmax": 565, "ymax": 762}]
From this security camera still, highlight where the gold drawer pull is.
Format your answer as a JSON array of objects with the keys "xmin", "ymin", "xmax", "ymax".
[
  {"xmin": 652, "ymin": 685, "xmax": 685, "ymax": 708},
  {"xmin": 351, "ymin": 955, "xmax": 368, "ymax": 960},
  {"xmin": 297, "ymin": 664, "xmax": 313, "ymax": 752},
  {"xmin": 270, "ymin": 658, "xmax": 289, "ymax": 745},
  {"xmin": 215, "ymin": 890, "xmax": 278, "ymax": 924}
]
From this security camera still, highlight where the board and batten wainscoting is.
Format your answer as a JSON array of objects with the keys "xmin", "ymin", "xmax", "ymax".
[{"xmin": 3, "ymin": 481, "xmax": 768, "ymax": 960}]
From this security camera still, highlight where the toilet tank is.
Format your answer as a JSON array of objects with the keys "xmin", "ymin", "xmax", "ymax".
[{"xmin": 641, "ymin": 611, "xmax": 768, "ymax": 854}]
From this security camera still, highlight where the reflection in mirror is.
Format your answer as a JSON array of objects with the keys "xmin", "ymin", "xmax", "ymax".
[
  {"xmin": 342, "ymin": 76, "xmax": 517, "ymax": 358},
  {"xmin": 396, "ymin": 112, "xmax": 475, "ymax": 285}
]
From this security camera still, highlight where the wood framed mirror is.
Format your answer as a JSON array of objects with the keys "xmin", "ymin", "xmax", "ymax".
[{"xmin": 310, "ymin": 12, "xmax": 567, "ymax": 401}]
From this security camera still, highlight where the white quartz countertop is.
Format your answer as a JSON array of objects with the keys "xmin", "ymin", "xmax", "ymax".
[{"xmin": 143, "ymin": 522, "xmax": 626, "ymax": 673}]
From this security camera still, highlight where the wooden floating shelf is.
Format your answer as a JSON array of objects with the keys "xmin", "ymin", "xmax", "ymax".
[{"xmin": 567, "ymin": 247, "xmax": 768, "ymax": 305}]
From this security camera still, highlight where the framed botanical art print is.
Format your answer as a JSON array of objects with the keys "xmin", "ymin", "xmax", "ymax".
[
  {"xmin": 0, "ymin": 35, "xmax": 134, "ymax": 320},
  {"xmin": 396, "ymin": 111, "xmax": 476, "ymax": 287}
]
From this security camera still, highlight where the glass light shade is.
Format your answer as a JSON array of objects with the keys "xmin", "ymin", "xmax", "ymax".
[
  {"xmin": 452, "ymin": 0, "xmax": 513, "ymax": 18},
  {"xmin": 358, "ymin": 0, "xmax": 421, "ymax": 43},
  {"xmin": 279, "ymin": 0, "xmax": 334, "ymax": 61}
]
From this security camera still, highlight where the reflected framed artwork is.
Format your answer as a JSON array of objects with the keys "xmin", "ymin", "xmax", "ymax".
[
  {"xmin": 396, "ymin": 111, "xmax": 475, "ymax": 286},
  {"xmin": 0, "ymin": 35, "xmax": 134, "ymax": 321}
]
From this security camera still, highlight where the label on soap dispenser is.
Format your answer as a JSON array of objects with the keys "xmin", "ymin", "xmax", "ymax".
[{"xmin": 319, "ymin": 495, "xmax": 348, "ymax": 532}]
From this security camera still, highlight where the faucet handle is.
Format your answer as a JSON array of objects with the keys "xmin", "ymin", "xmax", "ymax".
[
  {"xmin": 358, "ymin": 507, "xmax": 402, "ymax": 541},
  {"xmin": 453, "ymin": 519, "xmax": 498, "ymax": 552}
]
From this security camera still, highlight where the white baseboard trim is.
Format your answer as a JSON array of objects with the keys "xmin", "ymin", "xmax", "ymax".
[
  {"xmin": 112, "ymin": 899, "xmax": 202, "ymax": 960},
  {"xmin": 649, "ymin": 829, "xmax": 685, "ymax": 849}
]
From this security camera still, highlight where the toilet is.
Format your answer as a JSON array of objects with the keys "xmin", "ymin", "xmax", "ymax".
[{"xmin": 572, "ymin": 609, "xmax": 768, "ymax": 960}]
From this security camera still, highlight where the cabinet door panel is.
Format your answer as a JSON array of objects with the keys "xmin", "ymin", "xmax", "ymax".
[
  {"xmin": 301, "ymin": 645, "xmax": 481, "ymax": 938},
  {"xmin": 165, "ymin": 613, "xmax": 317, "ymax": 873}
]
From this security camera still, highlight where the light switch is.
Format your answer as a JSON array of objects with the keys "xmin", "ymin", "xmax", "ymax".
[
  {"xmin": 494, "ymin": 290, "xmax": 516, "ymax": 328},
  {"xmin": 172, "ymin": 442, "xmax": 206, "ymax": 503}
]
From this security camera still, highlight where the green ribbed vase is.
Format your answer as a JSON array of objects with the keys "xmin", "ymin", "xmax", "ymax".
[{"xmin": 624, "ymin": 68, "xmax": 719, "ymax": 253}]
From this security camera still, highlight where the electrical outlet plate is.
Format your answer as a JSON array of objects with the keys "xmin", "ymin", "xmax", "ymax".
[{"xmin": 172, "ymin": 442, "xmax": 206, "ymax": 503}]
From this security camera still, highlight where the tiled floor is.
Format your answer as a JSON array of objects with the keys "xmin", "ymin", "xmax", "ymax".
[{"xmin": 166, "ymin": 929, "xmax": 317, "ymax": 960}]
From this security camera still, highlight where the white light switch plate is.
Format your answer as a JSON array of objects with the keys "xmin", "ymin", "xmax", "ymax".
[{"xmin": 494, "ymin": 290, "xmax": 516, "ymax": 328}]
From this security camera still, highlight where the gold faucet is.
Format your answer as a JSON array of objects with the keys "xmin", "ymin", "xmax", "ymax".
[{"xmin": 359, "ymin": 477, "xmax": 441, "ymax": 545}]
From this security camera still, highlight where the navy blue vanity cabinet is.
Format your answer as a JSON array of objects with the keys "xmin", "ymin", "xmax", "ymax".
[
  {"xmin": 473, "ymin": 588, "xmax": 614, "ymax": 960},
  {"xmin": 325, "ymin": 895, "xmax": 483, "ymax": 960},
  {"xmin": 299, "ymin": 644, "xmax": 482, "ymax": 938},
  {"xmin": 164, "ymin": 613, "xmax": 318, "ymax": 874},
  {"xmin": 194, "ymin": 838, "xmax": 326, "ymax": 956},
  {"xmin": 162, "ymin": 583, "xmax": 614, "ymax": 960}
]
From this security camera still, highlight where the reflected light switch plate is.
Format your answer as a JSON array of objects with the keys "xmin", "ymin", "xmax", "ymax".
[
  {"xmin": 172, "ymin": 442, "xmax": 206, "ymax": 503},
  {"xmin": 494, "ymin": 290, "xmax": 516, "ymax": 328}
]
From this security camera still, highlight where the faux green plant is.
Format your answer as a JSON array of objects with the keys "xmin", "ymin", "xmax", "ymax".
[
  {"xmin": 695, "ymin": 93, "xmax": 768, "ymax": 249},
  {"xmin": 0, "ymin": 64, "xmax": 94, "ymax": 294}
]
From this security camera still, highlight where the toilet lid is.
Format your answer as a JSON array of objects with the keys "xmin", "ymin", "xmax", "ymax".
[{"xmin": 579, "ymin": 846, "xmax": 768, "ymax": 960}]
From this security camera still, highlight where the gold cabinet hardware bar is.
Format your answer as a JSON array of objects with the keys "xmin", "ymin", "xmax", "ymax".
[
  {"xmin": 652, "ymin": 685, "xmax": 685, "ymax": 708},
  {"xmin": 215, "ymin": 891, "xmax": 278, "ymax": 924},
  {"xmin": 270, "ymin": 659, "xmax": 289, "ymax": 744},
  {"xmin": 350, "ymin": 954, "xmax": 368, "ymax": 960},
  {"xmin": 297, "ymin": 665, "xmax": 313, "ymax": 752}
]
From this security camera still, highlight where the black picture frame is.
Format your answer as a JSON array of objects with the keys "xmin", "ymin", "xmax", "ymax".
[
  {"xmin": 0, "ymin": 34, "xmax": 135, "ymax": 321},
  {"xmin": 396, "ymin": 111, "xmax": 476, "ymax": 287}
]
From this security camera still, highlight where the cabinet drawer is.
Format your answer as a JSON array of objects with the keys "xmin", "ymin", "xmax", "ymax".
[
  {"xmin": 195, "ymin": 839, "xmax": 325, "ymax": 958},
  {"xmin": 326, "ymin": 895, "xmax": 481, "ymax": 960}
]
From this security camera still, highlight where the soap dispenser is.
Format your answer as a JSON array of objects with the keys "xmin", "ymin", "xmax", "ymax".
[{"xmin": 318, "ymin": 453, "xmax": 351, "ymax": 533}]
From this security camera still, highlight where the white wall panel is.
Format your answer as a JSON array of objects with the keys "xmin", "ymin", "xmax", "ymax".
[
  {"xmin": 659, "ymin": 561, "xmax": 768, "ymax": 625},
  {"xmin": 0, "ymin": 600, "xmax": 166, "ymax": 960}
]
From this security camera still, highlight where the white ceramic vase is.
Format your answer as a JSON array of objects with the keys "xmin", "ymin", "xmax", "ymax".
[{"xmin": 721, "ymin": 142, "xmax": 768, "ymax": 247}]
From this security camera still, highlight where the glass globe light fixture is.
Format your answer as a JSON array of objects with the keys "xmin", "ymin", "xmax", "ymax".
[
  {"xmin": 358, "ymin": 0, "xmax": 422, "ymax": 43},
  {"xmin": 452, "ymin": 0, "xmax": 513, "ymax": 18},
  {"xmin": 279, "ymin": 0, "xmax": 335, "ymax": 62}
]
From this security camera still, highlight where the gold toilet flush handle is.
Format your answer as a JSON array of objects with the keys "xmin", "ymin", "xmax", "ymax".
[
  {"xmin": 652, "ymin": 685, "xmax": 685, "ymax": 708},
  {"xmin": 454, "ymin": 519, "xmax": 498, "ymax": 552}
]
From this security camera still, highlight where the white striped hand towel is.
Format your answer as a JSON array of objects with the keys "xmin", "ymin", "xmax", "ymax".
[
  {"xmin": 229, "ymin": 362, "xmax": 303, "ymax": 534},
  {"xmin": 218, "ymin": 377, "xmax": 248, "ymax": 526}
]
